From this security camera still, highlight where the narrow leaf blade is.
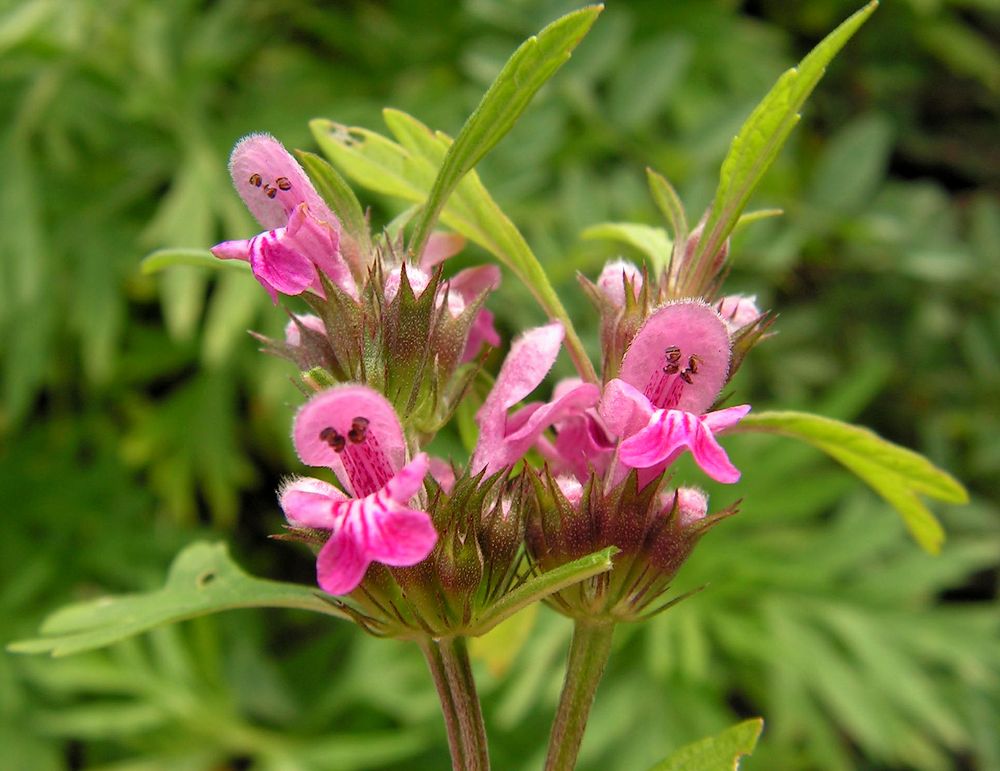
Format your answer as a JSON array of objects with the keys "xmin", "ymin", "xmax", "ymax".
[
  {"xmin": 473, "ymin": 547, "xmax": 617, "ymax": 634},
  {"xmin": 409, "ymin": 5, "xmax": 603, "ymax": 256},
  {"xmin": 692, "ymin": 2, "xmax": 879, "ymax": 277}
]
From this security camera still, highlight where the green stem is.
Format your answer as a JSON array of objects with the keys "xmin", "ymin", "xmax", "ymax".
[
  {"xmin": 420, "ymin": 639, "xmax": 466, "ymax": 770},
  {"xmin": 421, "ymin": 637, "xmax": 490, "ymax": 770},
  {"xmin": 544, "ymin": 619, "xmax": 616, "ymax": 771}
]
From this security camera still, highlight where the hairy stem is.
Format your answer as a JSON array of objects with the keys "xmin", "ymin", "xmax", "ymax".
[
  {"xmin": 544, "ymin": 619, "xmax": 616, "ymax": 771},
  {"xmin": 420, "ymin": 639, "xmax": 466, "ymax": 769},
  {"xmin": 422, "ymin": 637, "xmax": 490, "ymax": 770}
]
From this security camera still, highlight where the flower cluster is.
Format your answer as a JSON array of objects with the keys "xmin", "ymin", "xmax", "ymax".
[{"xmin": 212, "ymin": 133, "xmax": 768, "ymax": 632}]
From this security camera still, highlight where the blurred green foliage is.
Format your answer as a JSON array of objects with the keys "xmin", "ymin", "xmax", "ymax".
[{"xmin": 1, "ymin": 0, "xmax": 997, "ymax": 769}]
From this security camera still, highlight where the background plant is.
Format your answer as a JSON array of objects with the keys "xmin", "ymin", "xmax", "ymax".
[{"xmin": 2, "ymin": 0, "xmax": 997, "ymax": 768}]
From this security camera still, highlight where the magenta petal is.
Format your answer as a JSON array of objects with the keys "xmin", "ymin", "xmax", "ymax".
[
  {"xmin": 449, "ymin": 265, "xmax": 501, "ymax": 303},
  {"xmin": 474, "ymin": 382, "xmax": 600, "ymax": 475},
  {"xmin": 279, "ymin": 476, "xmax": 347, "ymax": 528},
  {"xmin": 249, "ymin": 231, "xmax": 317, "ymax": 299},
  {"xmin": 598, "ymin": 378, "xmax": 655, "ymax": 439},
  {"xmin": 428, "ymin": 456, "xmax": 456, "ymax": 493},
  {"xmin": 619, "ymin": 410, "xmax": 692, "ymax": 468},
  {"xmin": 619, "ymin": 408, "xmax": 744, "ymax": 484},
  {"xmin": 420, "ymin": 232, "xmax": 466, "ymax": 269},
  {"xmin": 229, "ymin": 133, "xmax": 339, "ymax": 231},
  {"xmin": 211, "ymin": 239, "xmax": 251, "ymax": 262},
  {"xmin": 702, "ymin": 404, "xmax": 752, "ymax": 433},
  {"xmin": 316, "ymin": 528, "xmax": 370, "ymax": 595},
  {"xmin": 382, "ymin": 453, "xmax": 430, "ymax": 504},
  {"xmin": 293, "ymin": 385, "xmax": 406, "ymax": 493},
  {"xmin": 472, "ymin": 322, "xmax": 565, "ymax": 471},
  {"xmin": 462, "ymin": 308, "xmax": 501, "ymax": 363},
  {"xmin": 485, "ymin": 322, "xmax": 564, "ymax": 413},
  {"xmin": 503, "ymin": 382, "xmax": 601, "ymax": 456},
  {"xmin": 357, "ymin": 505, "xmax": 438, "ymax": 566},
  {"xmin": 688, "ymin": 421, "xmax": 742, "ymax": 483},
  {"xmin": 283, "ymin": 204, "xmax": 353, "ymax": 298},
  {"xmin": 552, "ymin": 411, "xmax": 614, "ymax": 482}
]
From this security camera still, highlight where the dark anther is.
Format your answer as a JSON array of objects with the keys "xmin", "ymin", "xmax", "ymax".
[
  {"xmin": 249, "ymin": 173, "xmax": 262, "ymax": 187},
  {"xmin": 687, "ymin": 355, "xmax": 701, "ymax": 374},
  {"xmin": 665, "ymin": 345, "xmax": 681, "ymax": 363},
  {"xmin": 264, "ymin": 185, "xmax": 277, "ymax": 199},
  {"xmin": 663, "ymin": 362, "xmax": 680, "ymax": 374},
  {"xmin": 319, "ymin": 426, "xmax": 346, "ymax": 453},
  {"xmin": 348, "ymin": 416, "xmax": 370, "ymax": 444},
  {"xmin": 679, "ymin": 370, "xmax": 694, "ymax": 384},
  {"xmin": 276, "ymin": 176, "xmax": 292, "ymax": 191}
]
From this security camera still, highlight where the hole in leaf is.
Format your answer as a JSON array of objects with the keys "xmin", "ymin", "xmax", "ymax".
[{"xmin": 197, "ymin": 571, "xmax": 217, "ymax": 588}]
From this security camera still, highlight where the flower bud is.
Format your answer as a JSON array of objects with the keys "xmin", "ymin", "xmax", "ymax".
[
  {"xmin": 716, "ymin": 294, "xmax": 762, "ymax": 332},
  {"xmin": 526, "ymin": 467, "xmax": 737, "ymax": 622}
]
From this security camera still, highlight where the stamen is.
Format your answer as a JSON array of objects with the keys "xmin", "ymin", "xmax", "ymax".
[
  {"xmin": 264, "ymin": 185, "xmax": 277, "ymax": 199},
  {"xmin": 341, "ymin": 425, "xmax": 394, "ymax": 497},
  {"xmin": 348, "ymin": 416, "xmax": 369, "ymax": 444},
  {"xmin": 249, "ymin": 173, "xmax": 262, "ymax": 187},
  {"xmin": 319, "ymin": 426, "xmax": 346, "ymax": 453},
  {"xmin": 276, "ymin": 176, "xmax": 292, "ymax": 191},
  {"xmin": 649, "ymin": 343, "xmax": 699, "ymax": 408}
]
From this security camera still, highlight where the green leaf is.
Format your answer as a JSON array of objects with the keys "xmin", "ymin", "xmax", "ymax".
[
  {"xmin": 408, "ymin": 5, "xmax": 603, "ymax": 258},
  {"xmin": 9, "ymin": 542, "xmax": 345, "ymax": 657},
  {"xmin": 648, "ymin": 718, "xmax": 764, "ymax": 771},
  {"xmin": 141, "ymin": 248, "xmax": 250, "ymax": 275},
  {"xmin": 737, "ymin": 411, "xmax": 968, "ymax": 553},
  {"xmin": 581, "ymin": 221, "xmax": 671, "ymax": 269},
  {"xmin": 312, "ymin": 114, "xmax": 598, "ymax": 383},
  {"xmin": 734, "ymin": 208, "xmax": 784, "ymax": 230},
  {"xmin": 689, "ymin": 1, "xmax": 878, "ymax": 288},
  {"xmin": 647, "ymin": 167, "xmax": 688, "ymax": 251}
]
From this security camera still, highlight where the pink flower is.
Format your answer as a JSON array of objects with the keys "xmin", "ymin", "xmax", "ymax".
[
  {"xmin": 471, "ymin": 322, "xmax": 600, "ymax": 476},
  {"xmin": 280, "ymin": 385, "xmax": 437, "ymax": 594},
  {"xmin": 536, "ymin": 378, "xmax": 615, "ymax": 482},
  {"xmin": 211, "ymin": 134, "xmax": 355, "ymax": 303},
  {"xmin": 600, "ymin": 301, "xmax": 750, "ymax": 483}
]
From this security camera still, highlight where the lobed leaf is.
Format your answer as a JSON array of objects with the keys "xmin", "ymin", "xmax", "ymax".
[
  {"xmin": 736, "ymin": 411, "xmax": 967, "ymax": 553},
  {"xmin": 647, "ymin": 718, "xmax": 763, "ymax": 771},
  {"xmin": 9, "ymin": 542, "xmax": 345, "ymax": 657}
]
